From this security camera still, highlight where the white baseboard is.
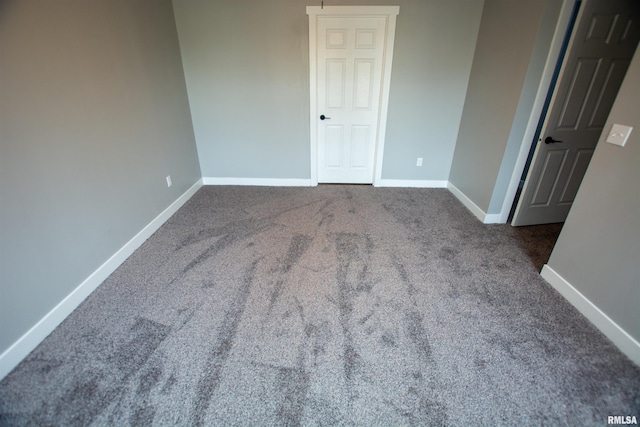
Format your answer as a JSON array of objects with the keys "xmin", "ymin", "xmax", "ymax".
[
  {"xmin": 203, "ymin": 177, "xmax": 312, "ymax": 186},
  {"xmin": 447, "ymin": 182, "xmax": 503, "ymax": 224},
  {"xmin": 375, "ymin": 179, "xmax": 448, "ymax": 188},
  {"xmin": 0, "ymin": 179, "xmax": 203, "ymax": 381},
  {"xmin": 483, "ymin": 213, "xmax": 502, "ymax": 224},
  {"xmin": 204, "ymin": 177, "xmax": 449, "ymax": 189},
  {"xmin": 541, "ymin": 265, "xmax": 640, "ymax": 366}
]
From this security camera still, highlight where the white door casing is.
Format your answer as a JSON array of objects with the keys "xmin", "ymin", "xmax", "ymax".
[
  {"xmin": 307, "ymin": 6, "xmax": 399, "ymax": 185},
  {"xmin": 512, "ymin": 0, "xmax": 640, "ymax": 226}
]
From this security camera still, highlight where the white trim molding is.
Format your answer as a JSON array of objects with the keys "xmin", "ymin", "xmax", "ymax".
[
  {"xmin": 203, "ymin": 177, "xmax": 312, "ymax": 187},
  {"xmin": 447, "ymin": 182, "xmax": 502, "ymax": 224},
  {"xmin": 376, "ymin": 179, "xmax": 448, "ymax": 188},
  {"xmin": 0, "ymin": 179, "xmax": 203, "ymax": 381},
  {"xmin": 307, "ymin": 5, "xmax": 399, "ymax": 187},
  {"xmin": 541, "ymin": 265, "xmax": 640, "ymax": 366}
]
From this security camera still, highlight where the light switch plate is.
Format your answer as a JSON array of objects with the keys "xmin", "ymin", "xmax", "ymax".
[{"xmin": 606, "ymin": 123, "xmax": 633, "ymax": 147}]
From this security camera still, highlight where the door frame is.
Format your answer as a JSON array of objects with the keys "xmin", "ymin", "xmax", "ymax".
[
  {"xmin": 307, "ymin": 6, "xmax": 399, "ymax": 186},
  {"xmin": 496, "ymin": 0, "xmax": 578, "ymax": 223}
]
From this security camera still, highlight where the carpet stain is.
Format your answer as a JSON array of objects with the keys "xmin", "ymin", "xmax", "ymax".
[
  {"xmin": 306, "ymin": 322, "xmax": 332, "ymax": 363},
  {"xmin": 315, "ymin": 199, "xmax": 337, "ymax": 227},
  {"xmin": 343, "ymin": 344, "xmax": 364, "ymax": 383},
  {"xmin": 178, "ymin": 233, "xmax": 237, "ymax": 277},
  {"xmin": 192, "ymin": 258, "xmax": 260, "ymax": 426},
  {"xmin": 380, "ymin": 331, "xmax": 397, "ymax": 348},
  {"xmin": 129, "ymin": 362, "xmax": 164, "ymax": 426},
  {"xmin": 161, "ymin": 374, "xmax": 177, "ymax": 394},
  {"xmin": 54, "ymin": 372, "xmax": 121, "ymax": 426},
  {"xmin": 201, "ymin": 280, "xmax": 215, "ymax": 289},
  {"xmin": 38, "ymin": 318, "xmax": 172, "ymax": 425},
  {"xmin": 280, "ymin": 234, "xmax": 313, "ymax": 274},
  {"xmin": 405, "ymin": 311, "xmax": 432, "ymax": 361},
  {"xmin": 269, "ymin": 279, "xmax": 286, "ymax": 313},
  {"xmin": 172, "ymin": 218, "xmax": 273, "ymax": 287},
  {"xmin": 29, "ymin": 317, "xmax": 171, "ymax": 425},
  {"xmin": 137, "ymin": 364, "xmax": 162, "ymax": 397},
  {"xmin": 276, "ymin": 366, "xmax": 309, "ymax": 426},
  {"xmin": 129, "ymin": 404, "xmax": 155, "ymax": 426},
  {"xmin": 112, "ymin": 318, "xmax": 172, "ymax": 378},
  {"xmin": 390, "ymin": 257, "xmax": 449, "ymax": 425},
  {"xmin": 335, "ymin": 232, "xmax": 373, "ymax": 398},
  {"xmin": 392, "ymin": 258, "xmax": 414, "ymax": 296},
  {"xmin": 268, "ymin": 234, "xmax": 313, "ymax": 313},
  {"xmin": 274, "ymin": 299, "xmax": 332, "ymax": 426}
]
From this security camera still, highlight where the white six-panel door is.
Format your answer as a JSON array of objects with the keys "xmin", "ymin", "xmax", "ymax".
[{"xmin": 308, "ymin": 7, "xmax": 398, "ymax": 185}]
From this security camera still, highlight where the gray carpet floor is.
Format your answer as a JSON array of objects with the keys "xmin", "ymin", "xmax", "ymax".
[
  {"xmin": 1, "ymin": 185, "xmax": 638, "ymax": 426},
  {"xmin": 508, "ymin": 223, "xmax": 564, "ymax": 272}
]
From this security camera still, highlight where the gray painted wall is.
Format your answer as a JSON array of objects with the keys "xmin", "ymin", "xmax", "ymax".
[
  {"xmin": 0, "ymin": 0, "xmax": 201, "ymax": 354},
  {"xmin": 172, "ymin": 0, "xmax": 484, "ymax": 181},
  {"xmin": 487, "ymin": 0, "xmax": 565, "ymax": 214},
  {"xmin": 449, "ymin": 0, "xmax": 549, "ymax": 212},
  {"xmin": 546, "ymin": 45, "xmax": 640, "ymax": 341}
]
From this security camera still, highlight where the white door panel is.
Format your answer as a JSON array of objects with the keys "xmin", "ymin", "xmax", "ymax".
[
  {"xmin": 308, "ymin": 6, "xmax": 398, "ymax": 186},
  {"xmin": 530, "ymin": 149, "xmax": 568, "ymax": 207},
  {"xmin": 513, "ymin": 0, "xmax": 640, "ymax": 226},
  {"xmin": 558, "ymin": 149, "xmax": 594, "ymax": 203},
  {"xmin": 315, "ymin": 15, "xmax": 387, "ymax": 184}
]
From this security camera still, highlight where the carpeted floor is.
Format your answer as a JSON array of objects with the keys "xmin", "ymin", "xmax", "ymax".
[
  {"xmin": 508, "ymin": 223, "xmax": 564, "ymax": 272},
  {"xmin": 1, "ymin": 186, "xmax": 638, "ymax": 426}
]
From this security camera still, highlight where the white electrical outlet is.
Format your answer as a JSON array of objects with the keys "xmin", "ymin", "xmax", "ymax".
[
  {"xmin": 606, "ymin": 124, "xmax": 633, "ymax": 147},
  {"xmin": 416, "ymin": 157, "xmax": 423, "ymax": 167},
  {"xmin": 166, "ymin": 175, "xmax": 172, "ymax": 188}
]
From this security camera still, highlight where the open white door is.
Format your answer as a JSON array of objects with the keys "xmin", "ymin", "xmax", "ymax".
[
  {"xmin": 512, "ymin": 0, "xmax": 640, "ymax": 226},
  {"xmin": 308, "ymin": 6, "xmax": 398, "ymax": 185}
]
